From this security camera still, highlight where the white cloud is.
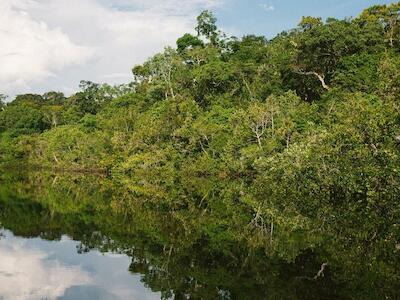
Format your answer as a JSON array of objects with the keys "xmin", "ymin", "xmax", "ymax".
[
  {"xmin": 0, "ymin": 239, "xmax": 92, "ymax": 300},
  {"xmin": 0, "ymin": 0, "xmax": 221, "ymax": 98},
  {"xmin": 259, "ymin": 3, "xmax": 275, "ymax": 12},
  {"xmin": 0, "ymin": 0, "xmax": 94, "ymax": 96}
]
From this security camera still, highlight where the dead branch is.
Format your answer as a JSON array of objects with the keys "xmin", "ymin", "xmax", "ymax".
[
  {"xmin": 294, "ymin": 70, "xmax": 330, "ymax": 91},
  {"xmin": 313, "ymin": 262, "xmax": 328, "ymax": 280}
]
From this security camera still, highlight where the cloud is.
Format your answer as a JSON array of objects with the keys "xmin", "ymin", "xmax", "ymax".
[
  {"xmin": 0, "ymin": 0, "xmax": 94, "ymax": 96},
  {"xmin": 106, "ymin": 0, "xmax": 221, "ymax": 13},
  {"xmin": 259, "ymin": 3, "xmax": 275, "ymax": 12},
  {"xmin": 0, "ymin": 0, "xmax": 221, "ymax": 98},
  {"xmin": 0, "ymin": 239, "xmax": 92, "ymax": 299}
]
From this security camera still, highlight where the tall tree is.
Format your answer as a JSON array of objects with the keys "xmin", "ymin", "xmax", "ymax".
[
  {"xmin": 358, "ymin": 2, "xmax": 400, "ymax": 47},
  {"xmin": 196, "ymin": 10, "xmax": 219, "ymax": 45},
  {"xmin": 42, "ymin": 91, "xmax": 66, "ymax": 105},
  {"xmin": 291, "ymin": 18, "xmax": 383, "ymax": 99}
]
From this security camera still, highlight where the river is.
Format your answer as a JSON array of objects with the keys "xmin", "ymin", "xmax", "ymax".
[{"xmin": 0, "ymin": 168, "xmax": 398, "ymax": 299}]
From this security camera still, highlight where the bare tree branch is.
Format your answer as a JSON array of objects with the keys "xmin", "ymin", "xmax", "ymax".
[{"xmin": 294, "ymin": 70, "xmax": 331, "ymax": 91}]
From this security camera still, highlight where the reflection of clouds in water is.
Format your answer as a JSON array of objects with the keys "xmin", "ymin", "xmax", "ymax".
[{"xmin": 0, "ymin": 238, "xmax": 92, "ymax": 300}]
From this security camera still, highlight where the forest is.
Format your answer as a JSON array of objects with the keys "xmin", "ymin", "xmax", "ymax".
[{"xmin": 0, "ymin": 3, "xmax": 400, "ymax": 296}]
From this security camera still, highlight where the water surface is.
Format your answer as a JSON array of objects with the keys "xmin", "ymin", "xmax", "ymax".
[
  {"xmin": 0, "ymin": 229, "xmax": 160, "ymax": 300},
  {"xmin": 0, "ymin": 169, "xmax": 398, "ymax": 299}
]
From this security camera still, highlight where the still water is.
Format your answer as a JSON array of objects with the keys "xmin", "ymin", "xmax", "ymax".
[
  {"xmin": 0, "ymin": 169, "xmax": 398, "ymax": 299},
  {"xmin": 0, "ymin": 229, "xmax": 160, "ymax": 300}
]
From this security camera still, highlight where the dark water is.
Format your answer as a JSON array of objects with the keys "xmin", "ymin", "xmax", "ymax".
[{"xmin": 0, "ymin": 169, "xmax": 398, "ymax": 299}]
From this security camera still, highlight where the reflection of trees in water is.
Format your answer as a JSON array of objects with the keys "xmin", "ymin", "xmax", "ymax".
[{"xmin": 0, "ymin": 169, "xmax": 398, "ymax": 299}]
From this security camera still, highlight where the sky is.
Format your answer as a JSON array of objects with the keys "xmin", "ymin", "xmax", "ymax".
[{"xmin": 0, "ymin": 0, "xmax": 396, "ymax": 99}]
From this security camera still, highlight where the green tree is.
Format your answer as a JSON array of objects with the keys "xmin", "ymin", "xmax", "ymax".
[
  {"xmin": 176, "ymin": 33, "xmax": 204, "ymax": 54},
  {"xmin": 291, "ymin": 18, "xmax": 383, "ymax": 99},
  {"xmin": 298, "ymin": 16, "xmax": 323, "ymax": 30},
  {"xmin": 358, "ymin": 2, "xmax": 400, "ymax": 47},
  {"xmin": 0, "ymin": 105, "xmax": 49, "ymax": 136},
  {"xmin": 42, "ymin": 91, "xmax": 66, "ymax": 105},
  {"xmin": 196, "ymin": 10, "xmax": 219, "ymax": 45},
  {"xmin": 11, "ymin": 94, "xmax": 44, "ymax": 107}
]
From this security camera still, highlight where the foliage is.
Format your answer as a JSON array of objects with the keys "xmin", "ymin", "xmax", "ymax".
[
  {"xmin": 196, "ymin": 10, "xmax": 219, "ymax": 45},
  {"xmin": 0, "ymin": 105, "xmax": 50, "ymax": 136},
  {"xmin": 176, "ymin": 33, "xmax": 204, "ymax": 53},
  {"xmin": 1, "ymin": 4, "xmax": 400, "ymax": 297}
]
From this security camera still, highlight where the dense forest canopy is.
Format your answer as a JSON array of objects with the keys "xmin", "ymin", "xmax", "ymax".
[
  {"xmin": 2, "ymin": 2, "xmax": 399, "ymax": 163},
  {"xmin": 0, "ymin": 3, "xmax": 400, "ymax": 296}
]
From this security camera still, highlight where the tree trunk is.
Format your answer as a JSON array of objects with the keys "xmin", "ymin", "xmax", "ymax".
[{"xmin": 256, "ymin": 132, "xmax": 263, "ymax": 149}]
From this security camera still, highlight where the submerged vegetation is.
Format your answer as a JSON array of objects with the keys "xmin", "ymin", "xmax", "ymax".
[{"xmin": 1, "ymin": 2, "xmax": 400, "ymax": 298}]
